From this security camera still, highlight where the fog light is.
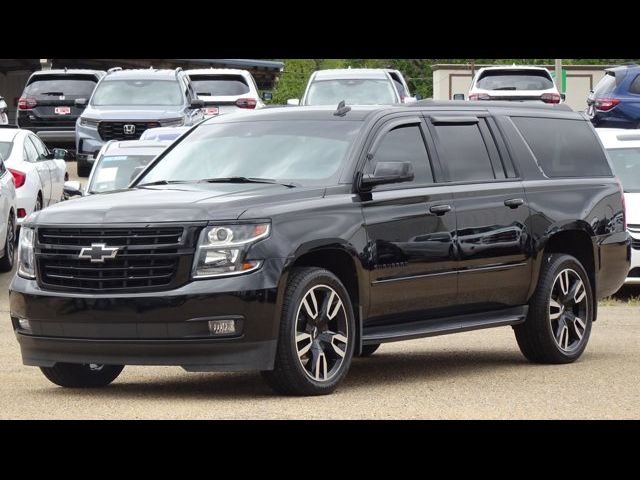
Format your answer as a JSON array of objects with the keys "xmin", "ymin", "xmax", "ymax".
[
  {"xmin": 17, "ymin": 318, "xmax": 31, "ymax": 331},
  {"xmin": 208, "ymin": 319, "xmax": 237, "ymax": 336}
]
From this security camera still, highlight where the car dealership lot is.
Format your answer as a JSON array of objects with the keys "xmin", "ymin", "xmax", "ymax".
[{"xmin": 1, "ymin": 163, "xmax": 638, "ymax": 419}]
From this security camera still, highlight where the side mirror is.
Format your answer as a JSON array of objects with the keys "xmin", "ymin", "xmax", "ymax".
[
  {"xmin": 452, "ymin": 94, "xmax": 466, "ymax": 100},
  {"xmin": 560, "ymin": 93, "xmax": 566, "ymax": 101},
  {"xmin": 63, "ymin": 181, "xmax": 83, "ymax": 199},
  {"xmin": 74, "ymin": 98, "xmax": 87, "ymax": 107},
  {"xmin": 414, "ymin": 94, "xmax": 423, "ymax": 101},
  {"xmin": 52, "ymin": 148, "xmax": 67, "ymax": 160},
  {"xmin": 262, "ymin": 91, "xmax": 273, "ymax": 101},
  {"xmin": 190, "ymin": 99, "xmax": 205, "ymax": 109},
  {"xmin": 287, "ymin": 98, "xmax": 300, "ymax": 106},
  {"xmin": 361, "ymin": 161, "xmax": 414, "ymax": 190}
]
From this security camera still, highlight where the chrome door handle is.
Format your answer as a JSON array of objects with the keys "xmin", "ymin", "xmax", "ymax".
[
  {"xmin": 429, "ymin": 204, "xmax": 452, "ymax": 215},
  {"xmin": 504, "ymin": 198, "xmax": 524, "ymax": 209}
]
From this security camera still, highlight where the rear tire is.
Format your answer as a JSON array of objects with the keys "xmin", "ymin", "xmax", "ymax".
[
  {"xmin": 262, "ymin": 267, "xmax": 356, "ymax": 396},
  {"xmin": 40, "ymin": 363, "xmax": 124, "ymax": 388},
  {"xmin": 514, "ymin": 254, "xmax": 593, "ymax": 364}
]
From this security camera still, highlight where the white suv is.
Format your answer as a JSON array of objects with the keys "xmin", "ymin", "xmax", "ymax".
[
  {"xmin": 288, "ymin": 68, "xmax": 416, "ymax": 106},
  {"xmin": 186, "ymin": 68, "xmax": 264, "ymax": 117},
  {"xmin": 597, "ymin": 128, "xmax": 640, "ymax": 286},
  {"xmin": 460, "ymin": 66, "xmax": 563, "ymax": 104}
]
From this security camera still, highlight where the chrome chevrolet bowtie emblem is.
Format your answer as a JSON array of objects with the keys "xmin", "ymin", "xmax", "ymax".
[
  {"xmin": 123, "ymin": 124, "xmax": 136, "ymax": 135},
  {"xmin": 78, "ymin": 243, "xmax": 119, "ymax": 263}
]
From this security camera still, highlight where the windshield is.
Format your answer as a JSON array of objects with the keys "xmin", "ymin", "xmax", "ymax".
[
  {"xmin": 91, "ymin": 79, "xmax": 183, "ymax": 106},
  {"xmin": 0, "ymin": 141, "xmax": 13, "ymax": 160},
  {"xmin": 190, "ymin": 75, "xmax": 250, "ymax": 96},
  {"xmin": 138, "ymin": 120, "xmax": 363, "ymax": 187},
  {"xmin": 25, "ymin": 75, "xmax": 97, "ymax": 98},
  {"xmin": 607, "ymin": 147, "xmax": 640, "ymax": 192},
  {"xmin": 306, "ymin": 79, "xmax": 397, "ymax": 105},
  {"xmin": 476, "ymin": 70, "xmax": 554, "ymax": 91},
  {"xmin": 89, "ymin": 154, "xmax": 158, "ymax": 193}
]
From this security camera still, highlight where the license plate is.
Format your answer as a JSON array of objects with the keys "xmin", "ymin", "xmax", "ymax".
[
  {"xmin": 205, "ymin": 107, "xmax": 219, "ymax": 116},
  {"xmin": 55, "ymin": 107, "xmax": 71, "ymax": 115}
]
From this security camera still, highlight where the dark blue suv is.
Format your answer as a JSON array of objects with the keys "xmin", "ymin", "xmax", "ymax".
[{"xmin": 587, "ymin": 64, "xmax": 640, "ymax": 128}]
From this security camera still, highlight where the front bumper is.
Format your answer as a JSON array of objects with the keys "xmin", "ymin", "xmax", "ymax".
[
  {"xmin": 9, "ymin": 258, "xmax": 286, "ymax": 371},
  {"xmin": 625, "ymin": 234, "xmax": 640, "ymax": 285}
]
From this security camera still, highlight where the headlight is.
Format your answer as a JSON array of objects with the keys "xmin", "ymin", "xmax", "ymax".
[
  {"xmin": 192, "ymin": 223, "xmax": 270, "ymax": 278},
  {"xmin": 17, "ymin": 227, "xmax": 36, "ymax": 279},
  {"xmin": 161, "ymin": 118, "xmax": 185, "ymax": 127},
  {"xmin": 79, "ymin": 117, "xmax": 99, "ymax": 127}
]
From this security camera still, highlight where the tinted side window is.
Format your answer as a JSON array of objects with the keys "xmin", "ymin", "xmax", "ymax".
[
  {"xmin": 629, "ymin": 75, "xmax": 640, "ymax": 94},
  {"xmin": 29, "ymin": 135, "xmax": 49, "ymax": 159},
  {"xmin": 0, "ymin": 158, "xmax": 6, "ymax": 175},
  {"xmin": 511, "ymin": 117, "xmax": 612, "ymax": 177},
  {"xmin": 370, "ymin": 125, "xmax": 433, "ymax": 185},
  {"xmin": 594, "ymin": 73, "xmax": 617, "ymax": 96},
  {"xmin": 432, "ymin": 123, "xmax": 496, "ymax": 182}
]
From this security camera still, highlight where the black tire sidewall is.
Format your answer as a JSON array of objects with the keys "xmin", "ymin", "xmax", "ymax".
[
  {"xmin": 539, "ymin": 255, "xmax": 594, "ymax": 361},
  {"xmin": 281, "ymin": 269, "xmax": 356, "ymax": 393}
]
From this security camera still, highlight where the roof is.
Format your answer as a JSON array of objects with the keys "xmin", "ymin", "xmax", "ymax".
[
  {"xmin": 175, "ymin": 59, "xmax": 284, "ymax": 71},
  {"xmin": 185, "ymin": 68, "xmax": 254, "ymax": 77},
  {"xmin": 313, "ymin": 69, "xmax": 389, "ymax": 80},
  {"xmin": 596, "ymin": 128, "xmax": 640, "ymax": 148},
  {"xmin": 476, "ymin": 65, "xmax": 551, "ymax": 72},
  {"xmin": 105, "ymin": 69, "xmax": 182, "ymax": 80},
  {"xmin": 30, "ymin": 69, "xmax": 105, "ymax": 77},
  {"xmin": 200, "ymin": 101, "xmax": 576, "ymax": 124}
]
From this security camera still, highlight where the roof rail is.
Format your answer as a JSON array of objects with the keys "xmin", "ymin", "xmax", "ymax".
[
  {"xmin": 107, "ymin": 67, "xmax": 122, "ymax": 74},
  {"xmin": 410, "ymin": 99, "xmax": 573, "ymax": 112}
]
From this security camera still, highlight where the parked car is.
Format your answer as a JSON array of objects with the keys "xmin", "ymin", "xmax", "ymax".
[
  {"xmin": 186, "ymin": 69, "xmax": 266, "ymax": 117},
  {"xmin": 288, "ymin": 68, "xmax": 414, "ymax": 106},
  {"xmin": 75, "ymin": 67, "xmax": 205, "ymax": 177},
  {"xmin": 0, "ymin": 129, "xmax": 17, "ymax": 271},
  {"xmin": 139, "ymin": 126, "xmax": 190, "ymax": 141},
  {"xmin": 0, "ymin": 95, "xmax": 8, "ymax": 124},
  {"xmin": 64, "ymin": 139, "xmax": 172, "ymax": 198},
  {"xmin": 596, "ymin": 128, "xmax": 640, "ymax": 285},
  {"xmin": 10, "ymin": 101, "xmax": 630, "ymax": 396},
  {"xmin": 0, "ymin": 125, "xmax": 66, "ymax": 225},
  {"xmin": 457, "ymin": 66, "xmax": 563, "ymax": 104},
  {"xmin": 587, "ymin": 64, "xmax": 640, "ymax": 129},
  {"xmin": 16, "ymin": 69, "xmax": 105, "ymax": 150}
]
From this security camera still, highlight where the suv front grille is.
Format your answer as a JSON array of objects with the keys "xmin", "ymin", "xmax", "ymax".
[
  {"xmin": 98, "ymin": 121, "xmax": 161, "ymax": 141},
  {"xmin": 632, "ymin": 237, "xmax": 640, "ymax": 250},
  {"xmin": 36, "ymin": 226, "xmax": 195, "ymax": 292}
]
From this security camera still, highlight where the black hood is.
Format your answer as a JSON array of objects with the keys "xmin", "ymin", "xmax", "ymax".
[{"xmin": 30, "ymin": 183, "xmax": 326, "ymax": 225}]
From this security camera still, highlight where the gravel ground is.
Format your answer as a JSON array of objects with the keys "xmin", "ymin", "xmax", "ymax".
[{"xmin": 0, "ymin": 162, "xmax": 637, "ymax": 419}]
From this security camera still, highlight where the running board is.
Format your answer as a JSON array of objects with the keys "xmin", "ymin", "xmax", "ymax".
[{"xmin": 362, "ymin": 306, "xmax": 528, "ymax": 345}]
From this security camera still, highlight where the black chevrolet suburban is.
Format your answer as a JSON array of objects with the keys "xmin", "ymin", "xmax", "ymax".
[{"xmin": 9, "ymin": 101, "xmax": 630, "ymax": 396}]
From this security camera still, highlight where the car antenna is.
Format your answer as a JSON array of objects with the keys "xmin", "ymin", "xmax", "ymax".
[{"xmin": 334, "ymin": 100, "xmax": 351, "ymax": 117}]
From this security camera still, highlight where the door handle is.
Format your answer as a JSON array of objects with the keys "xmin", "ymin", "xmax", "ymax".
[
  {"xmin": 429, "ymin": 204, "xmax": 452, "ymax": 215},
  {"xmin": 504, "ymin": 198, "xmax": 524, "ymax": 209}
]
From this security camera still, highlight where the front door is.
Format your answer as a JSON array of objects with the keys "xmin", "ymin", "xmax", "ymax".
[
  {"xmin": 24, "ymin": 135, "xmax": 51, "ymax": 205},
  {"xmin": 361, "ymin": 117, "xmax": 457, "ymax": 324}
]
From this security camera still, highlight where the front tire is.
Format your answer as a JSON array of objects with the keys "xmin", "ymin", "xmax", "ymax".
[
  {"xmin": 0, "ymin": 213, "xmax": 15, "ymax": 272},
  {"xmin": 514, "ymin": 254, "xmax": 593, "ymax": 364},
  {"xmin": 40, "ymin": 363, "xmax": 124, "ymax": 388},
  {"xmin": 262, "ymin": 267, "xmax": 356, "ymax": 396}
]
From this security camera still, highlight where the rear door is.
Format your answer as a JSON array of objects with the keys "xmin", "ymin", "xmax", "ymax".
[
  {"xmin": 20, "ymin": 74, "xmax": 98, "ymax": 127},
  {"xmin": 31, "ymin": 135, "xmax": 64, "ymax": 203},
  {"xmin": 24, "ymin": 135, "xmax": 51, "ymax": 204},
  {"xmin": 425, "ymin": 113, "xmax": 532, "ymax": 309},
  {"xmin": 361, "ymin": 115, "xmax": 457, "ymax": 324}
]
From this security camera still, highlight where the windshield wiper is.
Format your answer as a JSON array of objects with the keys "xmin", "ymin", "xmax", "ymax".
[
  {"xmin": 136, "ymin": 180, "xmax": 192, "ymax": 187},
  {"xmin": 199, "ymin": 177, "xmax": 298, "ymax": 188},
  {"xmin": 41, "ymin": 91, "xmax": 65, "ymax": 96}
]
